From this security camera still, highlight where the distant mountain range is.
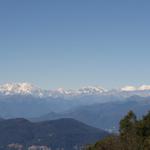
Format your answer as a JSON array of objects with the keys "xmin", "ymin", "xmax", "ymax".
[
  {"xmin": 1, "ymin": 82, "xmax": 150, "ymax": 132},
  {"xmin": 1, "ymin": 82, "xmax": 150, "ymax": 98},
  {"xmin": 0, "ymin": 118, "xmax": 109, "ymax": 150},
  {"xmin": 31, "ymin": 96, "xmax": 150, "ymax": 132}
]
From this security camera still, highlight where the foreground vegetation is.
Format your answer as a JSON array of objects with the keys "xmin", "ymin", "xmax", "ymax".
[{"xmin": 87, "ymin": 110, "xmax": 150, "ymax": 150}]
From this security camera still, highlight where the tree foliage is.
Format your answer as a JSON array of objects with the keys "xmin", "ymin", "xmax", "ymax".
[{"xmin": 87, "ymin": 110, "xmax": 150, "ymax": 150}]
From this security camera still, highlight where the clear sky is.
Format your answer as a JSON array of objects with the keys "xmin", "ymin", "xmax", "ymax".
[{"xmin": 0, "ymin": 0, "xmax": 150, "ymax": 89}]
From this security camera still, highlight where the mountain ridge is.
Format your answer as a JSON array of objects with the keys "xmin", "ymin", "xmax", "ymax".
[
  {"xmin": 1, "ymin": 82, "xmax": 150, "ymax": 98},
  {"xmin": 0, "ymin": 118, "xmax": 109, "ymax": 150},
  {"xmin": 32, "ymin": 96, "xmax": 150, "ymax": 132}
]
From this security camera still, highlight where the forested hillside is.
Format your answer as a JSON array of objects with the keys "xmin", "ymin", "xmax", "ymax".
[
  {"xmin": 87, "ymin": 110, "xmax": 150, "ymax": 150},
  {"xmin": 0, "ymin": 118, "xmax": 108, "ymax": 150}
]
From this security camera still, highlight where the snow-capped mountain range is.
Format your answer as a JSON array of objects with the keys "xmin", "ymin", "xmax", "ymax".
[
  {"xmin": 1, "ymin": 82, "xmax": 150, "ymax": 121},
  {"xmin": 0, "ymin": 82, "xmax": 150, "ymax": 98}
]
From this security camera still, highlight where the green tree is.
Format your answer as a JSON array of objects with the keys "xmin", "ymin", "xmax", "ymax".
[
  {"xmin": 119, "ymin": 110, "xmax": 137, "ymax": 136},
  {"xmin": 86, "ymin": 110, "xmax": 150, "ymax": 150}
]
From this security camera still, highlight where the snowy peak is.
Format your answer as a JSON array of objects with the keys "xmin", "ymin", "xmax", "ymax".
[
  {"xmin": 121, "ymin": 85, "xmax": 150, "ymax": 92},
  {"xmin": 53, "ymin": 86, "xmax": 107, "ymax": 97},
  {"xmin": 119, "ymin": 85, "xmax": 150, "ymax": 97},
  {"xmin": 0, "ymin": 83, "xmax": 43, "ymax": 97},
  {"xmin": 0, "ymin": 83, "xmax": 108, "ymax": 97},
  {"xmin": 77, "ymin": 86, "xmax": 107, "ymax": 95},
  {"xmin": 138, "ymin": 85, "xmax": 150, "ymax": 91},
  {"xmin": 0, "ymin": 83, "xmax": 150, "ymax": 98},
  {"xmin": 55, "ymin": 88, "xmax": 74, "ymax": 95},
  {"xmin": 121, "ymin": 86, "xmax": 137, "ymax": 92}
]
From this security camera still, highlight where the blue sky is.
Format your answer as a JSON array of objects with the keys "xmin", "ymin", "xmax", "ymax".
[{"xmin": 0, "ymin": 0, "xmax": 150, "ymax": 89}]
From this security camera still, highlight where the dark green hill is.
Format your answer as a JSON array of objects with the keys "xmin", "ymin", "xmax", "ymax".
[{"xmin": 0, "ymin": 118, "xmax": 109, "ymax": 150}]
